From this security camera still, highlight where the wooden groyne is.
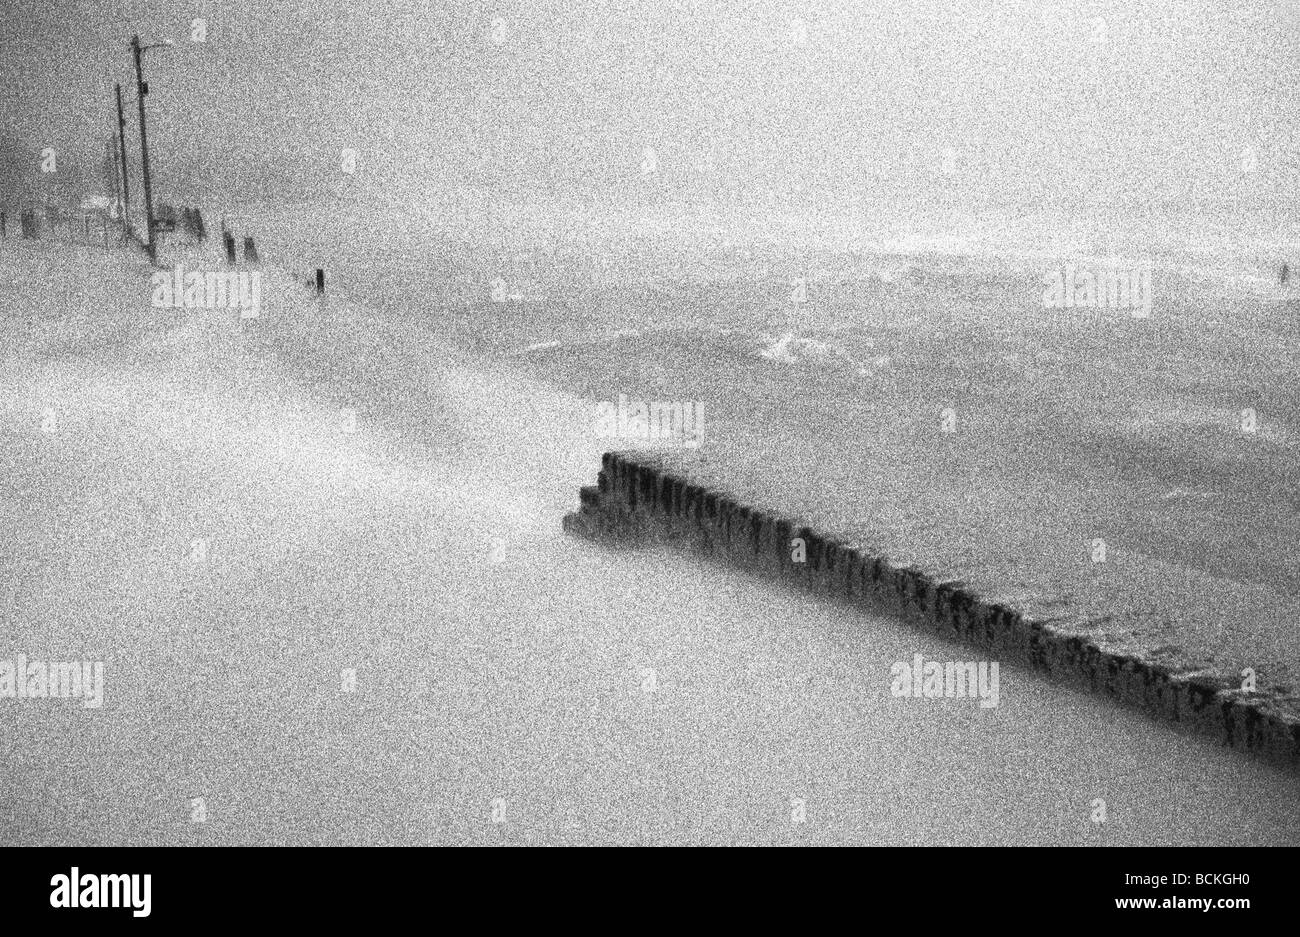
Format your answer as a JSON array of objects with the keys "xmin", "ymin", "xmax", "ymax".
[{"xmin": 565, "ymin": 450, "xmax": 1300, "ymax": 768}]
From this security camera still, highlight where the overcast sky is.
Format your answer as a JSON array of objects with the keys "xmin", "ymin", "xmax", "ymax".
[{"xmin": 3, "ymin": 0, "xmax": 1298, "ymax": 232}]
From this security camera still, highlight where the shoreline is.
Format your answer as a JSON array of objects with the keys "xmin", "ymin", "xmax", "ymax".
[
  {"xmin": 566, "ymin": 450, "xmax": 1300, "ymax": 768},
  {"xmin": 3, "ymin": 235, "xmax": 1299, "ymax": 844}
]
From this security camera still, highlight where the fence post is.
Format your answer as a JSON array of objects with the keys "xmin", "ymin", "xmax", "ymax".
[
  {"xmin": 242, "ymin": 236, "xmax": 259, "ymax": 264},
  {"xmin": 315, "ymin": 268, "xmax": 325, "ymax": 295},
  {"xmin": 223, "ymin": 231, "xmax": 236, "ymax": 264}
]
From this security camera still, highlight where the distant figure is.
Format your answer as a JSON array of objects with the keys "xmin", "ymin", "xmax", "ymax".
[{"xmin": 1282, "ymin": 262, "xmax": 1290, "ymax": 286}]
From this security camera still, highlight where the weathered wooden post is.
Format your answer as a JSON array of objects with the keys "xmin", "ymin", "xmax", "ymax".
[
  {"xmin": 243, "ymin": 236, "xmax": 259, "ymax": 264},
  {"xmin": 315, "ymin": 268, "xmax": 325, "ymax": 295},
  {"xmin": 223, "ymin": 230, "xmax": 236, "ymax": 264},
  {"xmin": 181, "ymin": 207, "xmax": 206, "ymax": 242}
]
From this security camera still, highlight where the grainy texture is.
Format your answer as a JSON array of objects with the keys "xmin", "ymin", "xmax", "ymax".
[{"xmin": 567, "ymin": 450, "xmax": 1300, "ymax": 767}]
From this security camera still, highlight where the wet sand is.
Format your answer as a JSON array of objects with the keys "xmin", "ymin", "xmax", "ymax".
[{"xmin": 1, "ymin": 242, "xmax": 1297, "ymax": 845}]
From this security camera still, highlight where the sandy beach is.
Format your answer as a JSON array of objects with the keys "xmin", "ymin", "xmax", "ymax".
[{"xmin": 2, "ymin": 236, "xmax": 1298, "ymax": 846}]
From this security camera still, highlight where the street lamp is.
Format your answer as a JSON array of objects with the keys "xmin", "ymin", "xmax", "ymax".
[{"xmin": 130, "ymin": 35, "xmax": 173, "ymax": 262}]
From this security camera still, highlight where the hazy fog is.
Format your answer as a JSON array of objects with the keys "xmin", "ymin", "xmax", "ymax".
[{"xmin": 3, "ymin": 0, "xmax": 1298, "ymax": 243}]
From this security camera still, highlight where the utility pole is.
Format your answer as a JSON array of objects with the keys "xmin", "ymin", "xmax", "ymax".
[
  {"xmin": 114, "ymin": 83, "xmax": 131, "ymax": 243},
  {"xmin": 104, "ymin": 133, "xmax": 121, "ymax": 243},
  {"xmin": 130, "ymin": 35, "xmax": 157, "ymax": 262}
]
